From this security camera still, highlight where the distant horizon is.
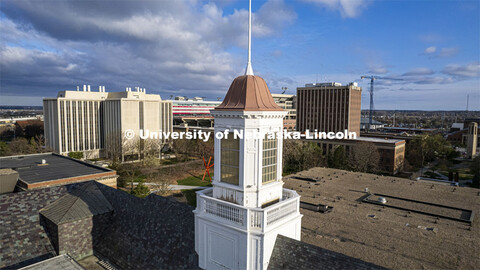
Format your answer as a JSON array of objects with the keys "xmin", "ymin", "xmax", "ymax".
[{"xmin": 1, "ymin": 102, "xmax": 479, "ymax": 113}]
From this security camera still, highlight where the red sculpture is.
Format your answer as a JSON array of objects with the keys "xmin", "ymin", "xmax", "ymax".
[{"xmin": 202, "ymin": 156, "xmax": 214, "ymax": 182}]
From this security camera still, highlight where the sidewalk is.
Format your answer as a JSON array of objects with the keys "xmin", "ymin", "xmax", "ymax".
[{"xmin": 130, "ymin": 182, "xmax": 208, "ymax": 192}]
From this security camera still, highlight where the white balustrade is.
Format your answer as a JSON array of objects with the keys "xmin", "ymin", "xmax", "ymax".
[{"xmin": 196, "ymin": 188, "xmax": 300, "ymax": 231}]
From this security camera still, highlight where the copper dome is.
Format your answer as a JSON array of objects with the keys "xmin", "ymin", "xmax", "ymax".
[{"xmin": 215, "ymin": 75, "xmax": 283, "ymax": 111}]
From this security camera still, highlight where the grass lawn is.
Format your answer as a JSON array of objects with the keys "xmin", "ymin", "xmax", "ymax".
[
  {"xmin": 177, "ymin": 174, "xmax": 213, "ymax": 207},
  {"xmin": 438, "ymin": 166, "xmax": 473, "ymax": 181},
  {"xmin": 177, "ymin": 174, "xmax": 213, "ymax": 187},
  {"xmin": 160, "ymin": 158, "xmax": 180, "ymax": 165}
]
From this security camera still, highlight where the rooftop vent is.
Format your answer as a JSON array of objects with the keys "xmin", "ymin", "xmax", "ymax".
[
  {"xmin": 378, "ymin": 197, "xmax": 387, "ymax": 204},
  {"xmin": 38, "ymin": 159, "xmax": 48, "ymax": 166}
]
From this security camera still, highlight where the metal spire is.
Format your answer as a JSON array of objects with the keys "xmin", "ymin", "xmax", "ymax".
[{"xmin": 245, "ymin": 0, "xmax": 254, "ymax": 76}]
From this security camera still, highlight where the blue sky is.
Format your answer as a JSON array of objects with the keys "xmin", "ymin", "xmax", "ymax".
[{"xmin": 0, "ymin": 0, "xmax": 479, "ymax": 110}]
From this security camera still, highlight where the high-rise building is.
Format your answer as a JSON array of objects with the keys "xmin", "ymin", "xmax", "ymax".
[
  {"xmin": 296, "ymin": 82, "xmax": 362, "ymax": 136},
  {"xmin": 43, "ymin": 85, "xmax": 172, "ymax": 159},
  {"xmin": 271, "ymin": 94, "xmax": 296, "ymax": 131}
]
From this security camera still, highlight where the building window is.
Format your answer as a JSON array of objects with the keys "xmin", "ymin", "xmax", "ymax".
[
  {"xmin": 221, "ymin": 135, "xmax": 239, "ymax": 185},
  {"xmin": 262, "ymin": 136, "xmax": 277, "ymax": 183}
]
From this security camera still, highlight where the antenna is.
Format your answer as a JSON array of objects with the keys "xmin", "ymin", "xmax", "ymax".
[{"xmin": 244, "ymin": 0, "xmax": 254, "ymax": 76}]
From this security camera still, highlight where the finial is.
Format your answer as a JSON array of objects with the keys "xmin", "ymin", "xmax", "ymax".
[{"xmin": 245, "ymin": 0, "xmax": 254, "ymax": 76}]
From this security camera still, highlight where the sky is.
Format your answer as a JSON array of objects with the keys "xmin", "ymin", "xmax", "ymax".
[{"xmin": 0, "ymin": 0, "xmax": 479, "ymax": 110}]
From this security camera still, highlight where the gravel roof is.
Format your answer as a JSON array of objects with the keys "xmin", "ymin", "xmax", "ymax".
[{"xmin": 283, "ymin": 167, "xmax": 480, "ymax": 269}]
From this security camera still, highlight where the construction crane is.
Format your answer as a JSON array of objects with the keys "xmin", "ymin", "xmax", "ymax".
[{"xmin": 360, "ymin": 75, "xmax": 402, "ymax": 132}]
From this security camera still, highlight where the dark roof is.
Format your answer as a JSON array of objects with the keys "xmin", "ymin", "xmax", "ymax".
[
  {"xmin": 268, "ymin": 235, "xmax": 387, "ymax": 270},
  {"xmin": 40, "ymin": 181, "xmax": 113, "ymax": 225},
  {"xmin": 0, "ymin": 153, "xmax": 111, "ymax": 184},
  {"xmin": 0, "ymin": 181, "xmax": 199, "ymax": 269},
  {"xmin": 215, "ymin": 75, "xmax": 283, "ymax": 111},
  {"xmin": 19, "ymin": 254, "xmax": 84, "ymax": 270},
  {"xmin": 95, "ymin": 183, "xmax": 199, "ymax": 269},
  {"xmin": 0, "ymin": 185, "xmax": 71, "ymax": 269}
]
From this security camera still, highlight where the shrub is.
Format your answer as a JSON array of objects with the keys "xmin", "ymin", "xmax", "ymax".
[
  {"xmin": 68, "ymin": 151, "xmax": 84, "ymax": 159},
  {"xmin": 131, "ymin": 180, "xmax": 150, "ymax": 198}
]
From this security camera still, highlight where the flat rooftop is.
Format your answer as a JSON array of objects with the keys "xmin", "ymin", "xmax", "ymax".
[
  {"xmin": 283, "ymin": 167, "xmax": 479, "ymax": 269},
  {"xmin": 0, "ymin": 153, "xmax": 111, "ymax": 184},
  {"xmin": 355, "ymin": 136, "xmax": 405, "ymax": 144}
]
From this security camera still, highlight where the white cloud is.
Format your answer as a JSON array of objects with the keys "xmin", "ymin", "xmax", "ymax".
[
  {"xmin": 442, "ymin": 62, "xmax": 480, "ymax": 78},
  {"xmin": 402, "ymin": 67, "xmax": 435, "ymax": 76},
  {"xmin": 0, "ymin": 0, "xmax": 296, "ymax": 97},
  {"xmin": 422, "ymin": 46, "xmax": 459, "ymax": 58},
  {"xmin": 438, "ymin": 47, "xmax": 459, "ymax": 58},
  {"xmin": 424, "ymin": 46, "xmax": 436, "ymax": 54},
  {"xmin": 367, "ymin": 66, "xmax": 388, "ymax": 74},
  {"xmin": 302, "ymin": 0, "xmax": 368, "ymax": 18},
  {"xmin": 419, "ymin": 33, "xmax": 444, "ymax": 43}
]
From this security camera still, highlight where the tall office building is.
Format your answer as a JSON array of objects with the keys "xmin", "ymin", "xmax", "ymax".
[
  {"xmin": 44, "ymin": 85, "xmax": 172, "ymax": 159},
  {"xmin": 296, "ymin": 82, "xmax": 362, "ymax": 136}
]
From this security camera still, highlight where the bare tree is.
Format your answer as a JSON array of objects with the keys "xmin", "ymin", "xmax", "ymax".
[
  {"xmin": 347, "ymin": 142, "xmax": 380, "ymax": 173},
  {"xmin": 283, "ymin": 140, "xmax": 325, "ymax": 174},
  {"xmin": 149, "ymin": 167, "xmax": 174, "ymax": 196},
  {"xmin": 171, "ymin": 138, "xmax": 192, "ymax": 161}
]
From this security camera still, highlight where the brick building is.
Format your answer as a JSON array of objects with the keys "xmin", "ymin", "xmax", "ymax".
[
  {"xmin": 296, "ymin": 82, "xmax": 405, "ymax": 174},
  {"xmin": 0, "ymin": 153, "xmax": 117, "ymax": 191},
  {"xmin": 312, "ymin": 137, "xmax": 406, "ymax": 174}
]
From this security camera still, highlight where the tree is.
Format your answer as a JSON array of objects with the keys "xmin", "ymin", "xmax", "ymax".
[
  {"xmin": 328, "ymin": 145, "xmax": 346, "ymax": 169},
  {"xmin": 195, "ymin": 139, "xmax": 214, "ymax": 160},
  {"xmin": 406, "ymin": 134, "xmax": 457, "ymax": 168},
  {"xmin": 171, "ymin": 138, "xmax": 193, "ymax": 162},
  {"xmin": 149, "ymin": 167, "xmax": 174, "ymax": 196},
  {"xmin": 0, "ymin": 141, "xmax": 11, "ymax": 157},
  {"xmin": 347, "ymin": 142, "xmax": 380, "ymax": 173},
  {"xmin": 283, "ymin": 140, "xmax": 325, "ymax": 174},
  {"xmin": 130, "ymin": 179, "xmax": 150, "ymax": 198},
  {"xmin": 9, "ymin": 138, "xmax": 35, "ymax": 155},
  {"xmin": 116, "ymin": 163, "xmax": 140, "ymax": 189}
]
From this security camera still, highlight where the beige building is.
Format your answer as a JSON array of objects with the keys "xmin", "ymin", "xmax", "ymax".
[
  {"xmin": 272, "ymin": 94, "xmax": 297, "ymax": 131},
  {"xmin": 297, "ymin": 82, "xmax": 362, "ymax": 136},
  {"xmin": 44, "ymin": 85, "xmax": 172, "ymax": 159},
  {"xmin": 466, "ymin": 122, "xmax": 478, "ymax": 159}
]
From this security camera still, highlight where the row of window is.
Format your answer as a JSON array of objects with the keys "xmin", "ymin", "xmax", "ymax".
[{"xmin": 220, "ymin": 135, "xmax": 278, "ymax": 186}]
